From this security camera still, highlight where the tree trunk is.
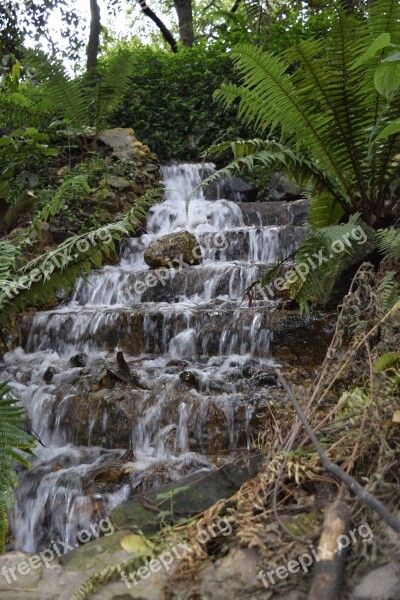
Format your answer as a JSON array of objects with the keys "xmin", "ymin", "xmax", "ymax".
[
  {"xmin": 86, "ymin": 0, "xmax": 101, "ymax": 71},
  {"xmin": 174, "ymin": 0, "xmax": 194, "ymax": 47}
]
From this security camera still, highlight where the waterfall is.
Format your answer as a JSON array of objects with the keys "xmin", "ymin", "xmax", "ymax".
[{"xmin": 1, "ymin": 162, "xmax": 309, "ymax": 552}]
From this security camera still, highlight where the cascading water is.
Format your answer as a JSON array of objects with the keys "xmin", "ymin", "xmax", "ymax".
[{"xmin": 1, "ymin": 163, "xmax": 310, "ymax": 553}]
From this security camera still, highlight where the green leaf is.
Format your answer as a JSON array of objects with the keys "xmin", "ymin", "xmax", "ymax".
[
  {"xmin": 120, "ymin": 534, "xmax": 154, "ymax": 554},
  {"xmin": 374, "ymin": 352, "xmax": 400, "ymax": 373},
  {"xmin": 0, "ymin": 137, "xmax": 12, "ymax": 146},
  {"xmin": 9, "ymin": 92, "xmax": 30, "ymax": 107},
  {"xmin": 350, "ymin": 33, "xmax": 391, "ymax": 70},
  {"xmin": 375, "ymin": 118, "xmax": 400, "ymax": 142},
  {"xmin": 308, "ymin": 193, "xmax": 345, "ymax": 228},
  {"xmin": 374, "ymin": 59, "xmax": 400, "ymax": 97}
]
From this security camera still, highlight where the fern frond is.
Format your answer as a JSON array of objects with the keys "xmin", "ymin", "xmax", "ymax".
[
  {"xmin": 376, "ymin": 228, "xmax": 400, "ymax": 259},
  {"xmin": 377, "ymin": 270, "xmax": 399, "ymax": 311},
  {"xmin": 0, "ymin": 383, "xmax": 34, "ymax": 553},
  {"xmin": 0, "ymin": 190, "xmax": 160, "ymax": 327},
  {"xmin": 23, "ymin": 50, "xmax": 88, "ymax": 130},
  {"xmin": 308, "ymin": 192, "xmax": 345, "ymax": 228},
  {"xmin": 92, "ymin": 50, "xmax": 136, "ymax": 136},
  {"xmin": 30, "ymin": 174, "xmax": 91, "ymax": 234},
  {"xmin": 187, "ymin": 138, "xmax": 342, "ymax": 211}
]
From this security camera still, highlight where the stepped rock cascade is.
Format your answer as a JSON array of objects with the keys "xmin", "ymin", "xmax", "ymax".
[{"xmin": 1, "ymin": 163, "xmax": 332, "ymax": 553}]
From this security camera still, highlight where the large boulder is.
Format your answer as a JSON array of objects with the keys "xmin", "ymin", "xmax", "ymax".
[
  {"xmin": 205, "ymin": 175, "xmax": 258, "ymax": 203},
  {"xmin": 266, "ymin": 172, "xmax": 303, "ymax": 201},
  {"xmin": 144, "ymin": 230, "xmax": 202, "ymax": 269}
]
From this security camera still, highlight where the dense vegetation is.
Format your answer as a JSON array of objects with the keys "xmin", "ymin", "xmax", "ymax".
[{"xmin": 0, "ymin": 0, "xmax": 399, "ymax": 576}]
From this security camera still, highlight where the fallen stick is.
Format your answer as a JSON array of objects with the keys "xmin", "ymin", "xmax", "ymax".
[
  {"xmin": 276, "ymin": 370, "xmax": 400, "ymax": 534},
  {"xmin": 308, "ymin": 499, "xmax": 350, "ymax": 600}
]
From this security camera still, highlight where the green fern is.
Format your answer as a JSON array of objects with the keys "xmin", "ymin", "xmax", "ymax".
[
  {"xmin": 30, "ymin": 174, "xmax": 91, "ymax": 235},
  {"xmin": 0, "ymin": 190, "xmax": 160, "ymax": 328},
  {"xmin": 377, "ymin": 228, "xmax": 400, "ymax": 259},
  {"xmin": 91, "ymin": 50, "xmax": 137, "ymax": 139},
  {"xmin": 23, "ymin": 50, "xmax": 89, "ymax": 133},
  {"xmin": 196, "ymin": 0, "xmax": 400, "ymax": 226},
  {"xmin": 23, "ymin": 49, "xmax": 137, "ymax": 148},
  {"xmin": 0, "ymin": 382, "xmax": 34, "ymax": 553},
  {"xmin": 286, "ymin": 216, "xmax": 376, "ymax": 313}
]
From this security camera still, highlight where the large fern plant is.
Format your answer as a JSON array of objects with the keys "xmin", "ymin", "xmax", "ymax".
[
  {"xmin": 200, "ymin": 0, "xmax": 400, "ymax": 227},
  {"xmin": 191, "ymin": 0, "xmax": 400, "ymax": 310},
  {"xmin": 0, "ymin": 382, "xmax": 34, "ymax": 553},
  {"xmin": 22, "ymin": 48, "xmax": 137, "ymax": 149}
]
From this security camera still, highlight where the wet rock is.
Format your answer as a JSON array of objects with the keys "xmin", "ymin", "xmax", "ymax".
[
  {"xmin": 98, "ymin": 368, "xmax": 130, "ymax": 388},
  {"xmin": 116, "ymin": 351, "xmax": 130, "ymax": 376},
  {"xmin": 43, "ymin": 366, "xmax": 59, "ymax": 383},
  {"xmin": 70, "ymin": 353, "xmax": 88, "ymax": 368},
  {"xmin": 240, "ymin": 366, "xmax": 255, "ymax": 379},
  {"xmin": 38, "ymin": 222, "xmax": 54, "ymax": 245},
  {"xmin": 266, "ymin": 172, "xmax": 303, "ymax": 201},
  {"xmin": 101, "ymin": 176, "xmax": 130, "ymax": 190},
  {"xmin": 179, "ymin": 370, "xmax": 200, "ymax": 390},
  {"xmin": 203, "ymin": 403, "xmax": 230, "ymax": 452},
  {"xmin": 240, "ymin": 199, "xmax": 309, "ymax": 227},
  {"xmin": 218, "ymin": 176, "xmax": 258, "ymax": 203},
  {"xmin": 51, "ymin": 228, "xmax": 71, "ymax": 244},
  {"xmin": 111, "ymin": 453, "xmax": 262, "ymax": 532},
  {"xmin": 252, "ymin": 370, "xmax": 277, "ymax": 386},
  {"xmin": 144, "ymin": 231, "xmax": 202, "ymax": 269},
  {"xmin": 166, "ymin": 359, "xmax": 188, "ymax": 369}
]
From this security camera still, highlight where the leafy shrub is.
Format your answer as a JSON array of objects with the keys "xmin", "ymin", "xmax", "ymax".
[{"xmin": 112, "ymin": 43, "xmax": 250, "ymax": 160}]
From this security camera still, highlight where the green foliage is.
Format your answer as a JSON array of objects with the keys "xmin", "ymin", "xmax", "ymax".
[
  {"xmin": 112, "ymin": 43, "xmax": 250, "ymax": 160},
  {"xmin": 209, "ymin": 0, "xmax": 400, "ymax": 226},
  {"xmin": 23, "ymin": 48, "xmax": 137, "ymax": 147},
  {"xmin": 0, "ymin": 382, "xmax": 34, "ymax": 553},
  {"xmin": 377, "ymin": 228, "xmax": 400, "ymax": 259},
  {"xmin": 288, "ymin": 217, "xmax": 376, "ymax": 313},
  {"xmin": 0, "ymin": 127, "xmax": 58, "ymax": 205},
  {"xmin": 374, "ymin": 351, "xmax": 400, "ymax": 373},
  {"xmin": 0, "ymin": 190, "xmax": 158, "ymax": 328},
  {"xmin": 308, "ymin": 193, "xmax": 345, "ymax": 228}
]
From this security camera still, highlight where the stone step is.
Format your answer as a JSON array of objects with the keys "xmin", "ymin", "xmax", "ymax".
[
  {"xmin": 238, "ymin": 198, "xmax": 309, "ymax": 227},
  {"xmin": 20, "ymin": 304, "xmax": 334, "ymax": 362},
  {"xmin": 119, "ymin": 223, "xmax": 305, "ymax": 270},
  {"xmin": 72, "ymin": 260, "xmax": 301, "ymax": 306}
]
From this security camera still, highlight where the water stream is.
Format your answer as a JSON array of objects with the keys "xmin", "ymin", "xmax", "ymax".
[{"xmin": 1, "ymin": 163, "xmax": 311, "ymax": 552}]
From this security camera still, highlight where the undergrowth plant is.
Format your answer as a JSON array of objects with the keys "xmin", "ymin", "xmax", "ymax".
[
  {"xmin": 23, "ymin": 48, "xmax": 138, "ymax": 150},
  {"xmin": 190, "ymin": 0, "xmax": 400, "ymax": 310},
  {"xmin": 0, "ymin": 382, "xmax": 34, "ymax": 553},
  {"xmin": 0, "ymin": 190, "xmax": 158, "ymax": 330}
]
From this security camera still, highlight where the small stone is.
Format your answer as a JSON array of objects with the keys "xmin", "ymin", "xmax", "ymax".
[
  {"xmin": 179, "ymin": 370, "xmax": 200, "ymax": 390},
  {"xmin": 69, "ymin": 353, "xmax": 88, "ymax": 368},
  {"xmin": 351, "ymin": 560, "xmax": 400, "ymax": 600},
  {"xmin": 252, "ymin": 371, "xmax": 277, "ymax": 386},
  {"xmin": 43, "ymin": 366, "xmax": 59, "ymax": 383}
]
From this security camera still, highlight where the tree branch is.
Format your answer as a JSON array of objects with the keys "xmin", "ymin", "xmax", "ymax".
[
  {"xmin": 137, "ymin": 0, "xmax": 178, "ymax": 53},
  {"xmin": 276, "ymin": 370, "xmax": 400, "ymax": 534}
]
